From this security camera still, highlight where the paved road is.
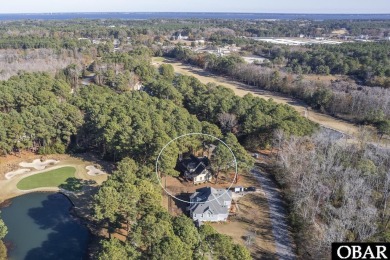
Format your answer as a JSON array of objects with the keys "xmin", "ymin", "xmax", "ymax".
[{"xmin": 252, "ymin": 168, "xmax": 296, "ymax": 260}]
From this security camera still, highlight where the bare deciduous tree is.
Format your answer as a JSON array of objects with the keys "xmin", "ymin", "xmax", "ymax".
[
  {"xmin": 217, "ymin": 112, "xmax": 237, "ymax": 133},
  {"xmin": 273, "ymin": 129, "xmax": 390, "ymax": 259}
]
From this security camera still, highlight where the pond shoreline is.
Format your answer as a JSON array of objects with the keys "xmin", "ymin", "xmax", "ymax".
[
  {"xmin": 1, "ymin": 192, "xmax": 92, "ymax": 259},
  {"xmin": 2, "ymin": 187, "xmax": 119, "ymax": 260},
  {"xmin": 0, "ymin": 154, "xmax": 109, "ymax": 259},
  {"xmin": 0, "ymin": 199, "xmax": 12, "ymax": 208}
]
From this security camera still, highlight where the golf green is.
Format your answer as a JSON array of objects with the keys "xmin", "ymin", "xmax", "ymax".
[{"xmin": 17, "ymin": 166, "xmax": 77, "ymax": 190}]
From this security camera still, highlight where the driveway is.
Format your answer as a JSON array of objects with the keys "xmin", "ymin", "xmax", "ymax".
[{"xmin": 251, "ymin": 168, "xmax": 296, "ymax": 260}]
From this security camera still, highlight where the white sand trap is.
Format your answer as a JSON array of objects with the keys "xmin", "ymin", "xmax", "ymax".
[
  {"xmin": 19, "ymin": 159, "xmax": 59, "ymax": 170},
  {"xmin": 5, "ymin": 168, "xmax": 31, "ymax": 180},
  {"xmin": 86, "ymin": 165, "xmax": 106, "ymax": 176}
]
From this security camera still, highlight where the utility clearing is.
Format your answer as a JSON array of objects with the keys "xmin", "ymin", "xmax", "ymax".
[{"xmin": 152, "ymin": 57, "xmax": 360, "ymax": 137}]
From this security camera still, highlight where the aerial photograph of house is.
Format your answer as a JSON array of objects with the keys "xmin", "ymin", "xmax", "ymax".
[{"xmin": 188, "ymin": 187, "xmax": 233, "ymax": 223}]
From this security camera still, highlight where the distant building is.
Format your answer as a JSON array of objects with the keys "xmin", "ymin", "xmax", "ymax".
[
  {"xmin": 188, "ymin": 187, "xmax": 232, "ymax": 222},
  {"xmin": 177, "ymin": 33, "xmax": 189, "ymax": 40},
  {"xmin": 178, "ymin": 155, "xmax": 212, "ymax": 184},
  {"xmin": 242, "ymin": 56, "xmax": 269, "ymax": 64},
  {"xmin": 195, "ymin": 39, "xmax": 205, "ymax": 45},
  {"xmin": 133, "ymin": 82, "xmax": 143, "ymax": 91}
]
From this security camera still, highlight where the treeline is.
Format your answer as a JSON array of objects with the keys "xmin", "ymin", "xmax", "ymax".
[
  {"xmin": 0, "ymin": 48, "xmax": 90, "ymax": 81},
  {"xmin": 285, "ymin": 42, "xmax": 390, "ymax": 87},
  {"xmin": 166, "ymin": 46, "xmax": 390, "ymax": 132},
  {"xmin": 247, "ymin": 41, "xmax": 390, "ymax": 87},
  {"xmin": 273, "ymin": 130, "xmax": 390, "ymax": 259},
  {"xmin": 2, "ymin": 18, "xmax": 390, "ymax": 42},
  {"xmin": 0, "ymin": 19, "xmax": 219, "ymax": 51},
  {"xmin": 240, "ymin": 20, "xmax": 390, "ymax": 38},
  {"xmin": 0, "ymin": 36, "xmax": 92, "ymax": 50},
  {"xmin": 230, "ymin": 64, "xmax": 390, "ymax": 127}
]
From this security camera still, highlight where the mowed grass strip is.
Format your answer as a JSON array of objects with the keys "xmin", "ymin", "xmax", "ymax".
[{"xmin": 17, "ymin": 166, "xmax": 77, "ymax": 190}]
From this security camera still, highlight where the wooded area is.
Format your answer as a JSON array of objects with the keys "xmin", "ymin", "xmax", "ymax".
[{"xmin": 273, "ymin": 130, "xmax": 390, "ymax": 258}]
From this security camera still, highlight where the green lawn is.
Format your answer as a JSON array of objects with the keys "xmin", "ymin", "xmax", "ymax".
[{"xmin": 17, "ymin": 166, "xmax": 77, "ymax": 190}]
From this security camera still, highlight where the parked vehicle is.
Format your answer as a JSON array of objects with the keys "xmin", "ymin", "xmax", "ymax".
[{"xmin": 245, "ymin": 187, "xmax": 257, "ymax": 192}]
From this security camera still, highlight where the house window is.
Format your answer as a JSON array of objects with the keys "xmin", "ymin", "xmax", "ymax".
[{"xmin": 199, "ymin": 176, "xmax": 203, "ymax": 180}]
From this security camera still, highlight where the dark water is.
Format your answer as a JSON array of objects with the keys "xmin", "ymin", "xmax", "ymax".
[
  {"xmin": 0, "ymin": 12, "xmax": 389, "ymax": 21},
  {"xmin": 1, "ymin": 193, "xmax": 89, "ymax": 260}
]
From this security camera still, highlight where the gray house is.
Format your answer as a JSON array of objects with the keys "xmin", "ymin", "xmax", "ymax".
[{"xmin": 188, "ymin": 187, "xmax": 232, "ymax": 222}]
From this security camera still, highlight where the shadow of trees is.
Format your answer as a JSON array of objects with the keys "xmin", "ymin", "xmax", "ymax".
[
  {"xmin": 25, "ymin": 193, "xmax": 89, "ymax": 260},
  {"xmin": 59, "ymin": 178, "xmax": 96, "ymax": 192},
  {"xmin": 171, "ymin": 192, "xmax": 191, "ymax": 215}
]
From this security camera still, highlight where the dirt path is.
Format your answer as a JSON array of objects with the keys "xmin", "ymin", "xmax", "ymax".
[
  {"xmin": 152, "ymin": 57, "xmax": 359, "ymax": 137},
  {"xmin": 252, "ymin": 168, "xmax": 296, "ymax": 260}
]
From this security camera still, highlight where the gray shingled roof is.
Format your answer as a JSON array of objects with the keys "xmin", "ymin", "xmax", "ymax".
[
  {"xmin": 189, "ymin": 187, "xmax": 232, "ymax": 215},
  {"xmin": 179, "ymin": 155, "xmax": 209, "ymax": 177},
  {"xmin": 193, "ymin": 163, "xmax": 206, "ymax": 175}
]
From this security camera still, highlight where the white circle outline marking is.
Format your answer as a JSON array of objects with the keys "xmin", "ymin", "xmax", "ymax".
[{"xmin": 155, "ymin": 132, "xmax": 238, "ymax": 204}]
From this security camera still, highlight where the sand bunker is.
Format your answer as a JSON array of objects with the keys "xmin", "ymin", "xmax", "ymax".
[
  {"xmin": 5, "ymin": 169, "xmax": 31, "ymax": 180},
  {"xmin": 19, "ymin": 159, "xmax": 59, "ymax": 170},
  {"xmin": 5, "ymin": 159, "xmax": 59, "ymax": 179},
  {"xmin": 86, "ymin": 165, "xmax": 106, "ymax": 176}
]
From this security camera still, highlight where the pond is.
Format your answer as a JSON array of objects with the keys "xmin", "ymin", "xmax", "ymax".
[{"xmin": 1, "ymin": 192, "xmax": 89, "ymax": 260}]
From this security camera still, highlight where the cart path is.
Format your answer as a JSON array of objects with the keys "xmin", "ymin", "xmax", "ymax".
[{"xmin": 252, "ymin": 168, "xmax": 295, "ymax": 260}]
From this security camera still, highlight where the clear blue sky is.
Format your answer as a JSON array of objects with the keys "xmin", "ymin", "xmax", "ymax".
[{"xmin": 1, "ymin": 0, "xmax": 389, "ymax": 14}]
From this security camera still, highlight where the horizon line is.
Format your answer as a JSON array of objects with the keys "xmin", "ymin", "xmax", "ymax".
[{"xmin": 1, "ymin": 11, "xmax": 390, "ymax": 15}]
